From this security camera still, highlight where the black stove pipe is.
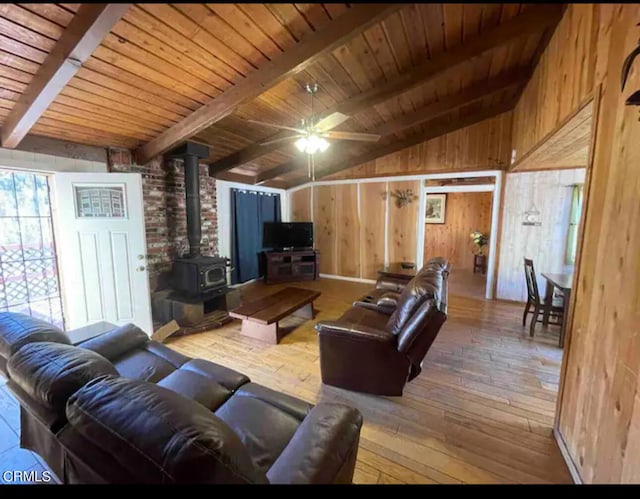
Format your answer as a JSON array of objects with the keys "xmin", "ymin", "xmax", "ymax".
[
  {"xmin": 168, "ymin": 142, "xmax": 210, "ymax": 259},
  {"xmin": 183, "ymin": 153, "xmax": 201, "ymax": 258}
]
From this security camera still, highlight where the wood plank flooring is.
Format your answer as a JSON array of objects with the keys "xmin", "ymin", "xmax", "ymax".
[{"xmin": 166, "ymin": 278, "xmax": 571, "ymax": 484}]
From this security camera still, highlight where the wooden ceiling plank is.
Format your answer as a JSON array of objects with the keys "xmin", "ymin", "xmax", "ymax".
[
  {"xmin": 0, "ymin": 63, "xmax": 34, "ymax": 85},
  {"xmin": 83, "ymin": 53, "xmax": 201, "ymax": 112},
  {"xmin": 175, "ymin": 4, "xmax": 268, "ymax": 70},
  {"xmin": 0, "ymin": 75, "xmax": 27, "ymax": 93},
  {"xmin": 0, "ymin": 16, "xmax": 56, "ymax": 52},
  {"xmin": 124, "ymin": 6, "xmax": 240, "ymax": 84},
  {"xmin": 208, "ymin": 4, "xmax": 562, "ymax": 175},
  {"xmin": 208, "ymin": 3, "xmax": 282, "ymax": 60},
  {"xmin": 100, "ymin": 33, "xmax": 218, "ymax": 102},
  {"xmin": 0, "ymin": 4, "xmax": 64, "ymax": 40},
  {"xmin": 138, "ymin": 3, "xmax": 406, "ymax": 164},
  {"xmin": 18, "ymin": 4, "xmax": 75, "ymax": 28},
  {"xmin": 139, "ymin": 4, "xmax": 250, "ymax": 78},
  {"xmin": 0, "ymin": 3, "xmax": 131, "ymax": 148},
  {"xmin": 74, "ymin": 66, "xmax": 191, "ymax": 118},
  {"xmin": 48, "ymin": 97, "xmax": 167, "ymax": 134},
  {"xmin": 265, "ymin": 4, "xmax": 313, "ymax": 42},
  {"xmin": 110, "ymin": 18, "xmax": 233, "ymax": 93},
  {"xmin": 0, "ymin": 49, "xmax": 39, "ymax": 74},
  {"xmin": 0, "ymin": 33, "xmax": 47, "ymax": 64}
]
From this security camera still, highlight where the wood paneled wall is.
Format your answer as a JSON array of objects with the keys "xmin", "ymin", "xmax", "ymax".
[
  {"xmin": 387, "ymin": 180, "xmax": 420, "ymax": 265},
  {"xmin": 424, "ymin": 192, "xmax": 492, "ymax": 269},
  {"xmin": 328, "ymin": 112, "xmax": 513, "ymax": 180},
  {"xmin": 290, "ymin": 187, "xmax": 311, "ymax": 222},
  {"xmin": 289, "ymin": 180, "xmax": 420, "ymax": 280},
  {"xmin": 496, "ymin": 169, "xmax": 585, "ymax": 302},
  {"xmin": 511, "ymin": 4, "xmax": 607, "ymax": 162},
  {"xmin": 557, "ymin": 4, "xmax": 640, "ymax": 484}
]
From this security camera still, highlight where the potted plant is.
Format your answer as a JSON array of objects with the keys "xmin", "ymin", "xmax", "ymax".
[{"xmin": 470, "ymin": 231, "xmax": 488, "ymax": 256}]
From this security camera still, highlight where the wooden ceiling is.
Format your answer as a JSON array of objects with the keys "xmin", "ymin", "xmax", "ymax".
[{"xmin": 0, "ymin": 4, "xmax": 564, "ymax": 187}]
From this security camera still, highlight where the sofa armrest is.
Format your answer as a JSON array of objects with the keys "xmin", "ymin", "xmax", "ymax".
[
  {"xmin": 375, "ymin": 275, "xmax": 410, "ymax": 293},
  {"xmin": 266, "ymin": 403, "xmax": 363, "ymax": 484},
  {"xmin": 78, "ymin": 323, "xmax": 148, "ymax": 361},
  {"xmin": 315, "ymin": 321, "xmax": 393, "ymax": 344}
]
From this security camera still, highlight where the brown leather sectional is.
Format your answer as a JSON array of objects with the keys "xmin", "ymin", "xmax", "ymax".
[
  {"xmin": 0, "ymin": 313, "xmax": 362, "ymax": 484},
  {"xmin": 316, "ymin": 257, "xmax": 450, "ymax": 396}
]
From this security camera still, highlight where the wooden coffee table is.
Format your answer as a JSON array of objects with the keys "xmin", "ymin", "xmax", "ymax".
[{"xmin": 229, "ymin": 287, "xmax": 321, "ymax": 344}]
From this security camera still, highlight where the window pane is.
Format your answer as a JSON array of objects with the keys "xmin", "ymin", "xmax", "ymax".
[
  {"xmin": 0, "ymin": 171, "xmax": 17, "ymax": 217},
  {"xmin": 14, "ymin": 173, "xmax": 38, "ymax": 217},
  {"xmin": 0, "ymin": 217, "xmax": 21, "ymax": 263},
  {"xmin": 0, "ymin": 172, "xmax": 64, "ymax": 328}
]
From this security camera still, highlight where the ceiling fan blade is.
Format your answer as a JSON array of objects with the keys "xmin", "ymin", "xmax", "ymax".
[
  {"xmin": 315, "ymin": 112, "xmax": 351, "ymax": 132},
  {"xmin": 260, "ymin": 135, "xmax": 302, "ymax": 146},
  {"xmin": 243, "ymin": 118, "xmax": 305, "ymax": 134},
  {"xmin": 323, "ymin": 131, "xmax": 381, "ymax": 142}
]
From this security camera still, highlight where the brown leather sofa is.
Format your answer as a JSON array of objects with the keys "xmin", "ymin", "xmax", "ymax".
[
  {"xmin": 0, "ymin": 312, "xmax": 363, "ymax": 484},
  {"xmin": 316, "ymin": 257, "xmax": 450, "ymax": 396}
]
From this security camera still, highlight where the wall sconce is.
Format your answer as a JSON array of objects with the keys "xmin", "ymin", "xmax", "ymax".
[
  {"xmin": 522, "ymin": 204, "xmax": 541, "ymax": 226},
  {"xmin": 388, "ymin": 189, "xmax": 418, "ymax": 208}
]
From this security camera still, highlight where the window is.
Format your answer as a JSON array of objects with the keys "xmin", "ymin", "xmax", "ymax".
[
  {"xmin": 565, "ymin": 184, "xmax": 584, "ymax": 266},
  {"xmin": 0, "ymin": 170, "xmax": 64, "ymax": 329}
]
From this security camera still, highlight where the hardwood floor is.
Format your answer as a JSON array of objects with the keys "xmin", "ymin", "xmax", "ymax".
[
  {"xmin": 448, "ymin": 267, "xmax": 487, "ymax": 300},
  {"xmin": 166, "ymin": 277, "xmax": 571, "ymax": 484}
]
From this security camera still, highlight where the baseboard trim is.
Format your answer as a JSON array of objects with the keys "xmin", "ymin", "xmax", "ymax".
[
  {"xmin": 553, "ymin": 428, "xmax": 583, "ymax": 484},
  {"xmin": 319, "ymin": 273, "xmax": 376, "ymax": 285}
]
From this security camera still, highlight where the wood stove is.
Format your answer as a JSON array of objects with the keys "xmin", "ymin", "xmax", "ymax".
[{"xmin": 168, "ymin": 142, "xmax": 228, "ymax": 298}]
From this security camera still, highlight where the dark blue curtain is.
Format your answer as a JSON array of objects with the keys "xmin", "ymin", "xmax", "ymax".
[{"xmin": 231, "ymin": 189, "xmax": 281, "ymax": 284}]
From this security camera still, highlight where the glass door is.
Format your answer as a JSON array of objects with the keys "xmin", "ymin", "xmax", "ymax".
[{"xmin": 0, "ymin": 169, "xmax": 64, "ymax": 329}]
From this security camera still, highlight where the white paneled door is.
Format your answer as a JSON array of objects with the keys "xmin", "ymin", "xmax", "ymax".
[{"xmin": 52, "ymin": 173, "xmax": 153, "ymax": 335}]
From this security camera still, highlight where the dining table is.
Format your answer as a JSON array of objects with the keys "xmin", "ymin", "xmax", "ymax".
[{"xmin": 540, "ymin": 272, "xmax": 573, "ymax": 348}]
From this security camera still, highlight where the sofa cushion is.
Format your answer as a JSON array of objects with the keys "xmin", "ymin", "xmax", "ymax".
[
  {"xmin": 215, "ymin": 383, "xmax": 312, "ymax": 474},
  {"xmin": 79, "ymin": 323, "xmax": 148, "ymax": 361},
  {"xmin": 180, "ymin": 359, "xmax": 250, "ymax": 393},
  {"xmin": 7, "ymin": 342, "xmax": 117, "ymax": 412},
  {"xmin": 66, "ymin": 376, "xmax": 268, "ymax": 484},
  {"xmin": 0, "ymin": 312, "xmax": 70, "ymax": 362},
  {"xmin": 157, "ymin": 369, "xmax": 233, "ymax": 411},
  {"xmin": 386, "ymin": 270, "xmax": 443, "ymax": 335},
  {"xmin": 111, "ymin": 348, "xmax": 176, "ymax": 383}
]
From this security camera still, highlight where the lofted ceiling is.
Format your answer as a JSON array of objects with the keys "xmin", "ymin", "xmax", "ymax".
[{"xmin": 0, "ymin": 3, "xmax": 564, "ymax": 187}]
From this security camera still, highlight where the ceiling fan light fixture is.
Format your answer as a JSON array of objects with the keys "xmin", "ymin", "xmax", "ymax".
[{"xmin": 295, "ymin": 134, "xmax": 329, "ymax": 154}]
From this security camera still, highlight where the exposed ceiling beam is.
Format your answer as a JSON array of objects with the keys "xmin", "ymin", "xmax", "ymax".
[
  {"xmin": 286, "ymin": 99, "xmax": 517, "ymax": 188},
  {"xmin": 136, "ymin": 3, "xmax": 406, "ymax": 164},
  {"xmin": 207, "ymin": 3, "xmax": 564, "ymax": 175},
  {"xmin": 0, "ymin": 4, "xmax": 131, "ymax": 148},
  {"xmin": 255, "ymin": 68, "xmax": 529, "ymax": 183}
]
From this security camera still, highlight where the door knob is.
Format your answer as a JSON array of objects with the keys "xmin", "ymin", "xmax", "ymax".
[{"xmin": 136, "ymin": 266, "xmax": 145, "ymax": 272}]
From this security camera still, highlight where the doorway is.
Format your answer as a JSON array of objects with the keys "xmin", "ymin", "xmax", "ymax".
[
  {"xmin": 0, "ymin": 169, "xmax": 64, "ymax": 328},
  {"xmin": 421, "ymin": 179, "xmax": 496, "ymax": 300}
]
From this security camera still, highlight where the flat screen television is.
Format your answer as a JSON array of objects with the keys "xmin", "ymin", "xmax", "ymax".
[{"xmin": 263, "ymin": 222, "xmax": 313, "ymax": 250}]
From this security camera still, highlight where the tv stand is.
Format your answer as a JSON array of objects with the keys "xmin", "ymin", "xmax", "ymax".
[{"xmin": 263, "ymin": 249, "xmax": 319, "ymax": 284}]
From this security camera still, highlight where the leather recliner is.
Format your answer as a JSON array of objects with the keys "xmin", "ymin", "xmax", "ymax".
[
  {"xmin": 315, "ymin": 257, "xmax": 450, "ymax": 396},
  {"xmin": 0, "ymin": 313, "xmax": 363, "ymax": 484}
]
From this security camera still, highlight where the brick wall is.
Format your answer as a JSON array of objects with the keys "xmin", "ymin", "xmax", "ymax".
[{"xmin": 107, "ymin": 148, "xmax": 218, "ymax": 291}]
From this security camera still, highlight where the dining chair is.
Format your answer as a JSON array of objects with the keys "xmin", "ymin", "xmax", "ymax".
[{"xmin": 522, "ymin": 258, "xmax": 564, "ymax": 337}]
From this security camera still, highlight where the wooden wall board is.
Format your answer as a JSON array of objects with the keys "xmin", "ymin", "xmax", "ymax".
[
  {"xmin": 335, "ymin": 183, "xmax": 360, "ymax": 278},
  {"xmin": 510, "ymin": 100, "xmax": 593, "ymax": 172},
  {"xmin": 290, "ymin": 186, "xmax": 312, "ymax": 222},
  {"xmin": 359, "ymin": 182, "xmax": 387, "ymax": 280},
  {"xmin": 556, "ymin": 4, "xmax": 640, "ymax": 484},
  {"xmin": 313, "ymin": 184, "xmax": 337, "ymax": 275},
  {"xmin": 423, "ymin": 192, "xmax": 493, "ymax": 269},
  {"xmin": 387, "ymin": 180, "xmax": 420, "ymax": 266}
]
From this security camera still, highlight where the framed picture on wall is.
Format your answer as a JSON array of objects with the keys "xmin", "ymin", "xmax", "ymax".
[{"xmin": 425, "ymin": 194, "xmax": 446, "ymax": 224}]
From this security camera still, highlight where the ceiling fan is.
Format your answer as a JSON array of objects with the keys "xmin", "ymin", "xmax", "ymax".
[{"xmin": 241, "ymin": 83, "xmax": 381, "ymax": 180}]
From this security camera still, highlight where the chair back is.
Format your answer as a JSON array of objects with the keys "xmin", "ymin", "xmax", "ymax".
[{"xmin": 523, "ymin": 258, "xmax": 540, "ymax": 304}]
